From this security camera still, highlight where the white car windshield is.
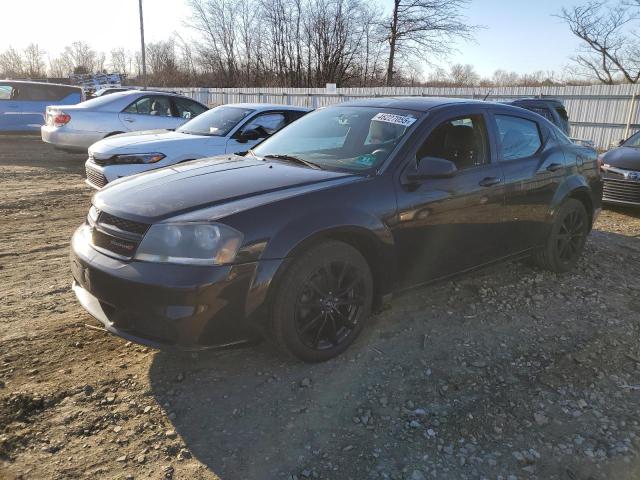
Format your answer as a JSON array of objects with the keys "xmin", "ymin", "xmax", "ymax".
[
  {"xmin": 252, "ymin": 106, "xmax": 420, "ymax": 172},
  {"xmin": 177, "ymin": 106, "xmax": 254, "ymax": 137}
]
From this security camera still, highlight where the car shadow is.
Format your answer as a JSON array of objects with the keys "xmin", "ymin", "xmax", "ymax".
[
  {"xmin": 0, "ymin": 136, "xmax": 87, "ymax": 175},
  {"xmin": 604, "ymin": 204, "xmax": 640, "ymax": 219},
  {"xmin": 147, "ymin": 227, "xmax": 640, "ymax": 479}
]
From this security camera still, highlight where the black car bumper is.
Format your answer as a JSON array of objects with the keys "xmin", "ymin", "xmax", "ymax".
[{"xmin": 70, "ymin": 225, "xmax": 279, "ymax": 349}]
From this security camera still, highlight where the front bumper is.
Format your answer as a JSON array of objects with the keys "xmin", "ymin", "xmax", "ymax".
[
  {"xmin": 41, "ymin": 125, "xmax": 103, "ymax": 152},
  {"xmin": 70, "ymin": 226, "xmax": 276, "ymax": 349}
]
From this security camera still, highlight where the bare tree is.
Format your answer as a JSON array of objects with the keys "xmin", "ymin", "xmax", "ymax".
[
  {"xmin": 62, "ymin": 41, "xmax": 97, "ymax": 74},
  {"xmin": 48, "ymin": 56, "xmax": 67, "ymax": 78},
  {"xmin": 110, "ymin": 48, "xmax": 129, "ymax": 75},
  {"xmin": 381, "ymin": 0, "xmax": 476, "ymax": 86},
  {"xmin": 0, "ymin": 47, "xmax": 24, "ymax": 78},
  {"xmin": 23, "ymin": 44, "xmax": 46, "ymax": 78},
  {"xmin": 449, "ymin": 63, "xmax": 479, "ymax": 86},
  {"xmin": 559, "ymin": 1, "xmax": 640, "ymax": 84}
]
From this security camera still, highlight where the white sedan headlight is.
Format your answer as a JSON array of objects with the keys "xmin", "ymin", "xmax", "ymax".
[
  {"xmin": 135, "ymin": 223, "xmax": 243, "ymax": 265},
  {"xmin": 110, "ymin": 153, "xmax": 166, "ymax": 165}
]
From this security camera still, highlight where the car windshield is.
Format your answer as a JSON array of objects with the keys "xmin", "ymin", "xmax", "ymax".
[
  {"xmin": 177, "ymin": 106, "xmax": 254, "ymax": 136},
  {"xmin": 623, "ymin": 131, "xmax": 640, "ymax": 147},
  {"xmin": 251, "ymin": 106, "xmax": 420, "ymax": 172}
]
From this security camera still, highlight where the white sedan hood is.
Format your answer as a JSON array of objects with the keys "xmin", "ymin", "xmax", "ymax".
[{"xmin": 90, "ymin": 131, "xmax": 225, "ymax": 155}]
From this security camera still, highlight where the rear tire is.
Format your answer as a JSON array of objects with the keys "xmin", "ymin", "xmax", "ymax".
[
  {"xmin": 533, "ymin": 199, "xmax": 589, "ymax": 273},
  {"xmin": 270, "ymin": 241, "xmax": 373, "ymax": 362}
]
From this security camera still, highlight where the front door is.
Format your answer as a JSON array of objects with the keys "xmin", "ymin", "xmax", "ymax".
[{"xmin": 392, "ymin": 111, "xmax": 506, "ymax": 287}]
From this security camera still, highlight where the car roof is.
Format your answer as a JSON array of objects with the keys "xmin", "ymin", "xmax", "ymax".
[
  {"xmin": 506, "ymin": 98, "xmax": 564, "ymax": 107},
  {"xmin": 2, "ymin": 79, "xmax": 82, "ymax": 90},
  {"xmin": 219, "ymin": 102, "xmax": 311, "ymax": 112},
  {"xmin": 333, "ymin": 96, "xmax": 489, "ymax": 112}
]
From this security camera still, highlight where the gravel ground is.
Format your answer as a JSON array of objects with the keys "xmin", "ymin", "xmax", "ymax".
[{"xmin": 1, "ymin": 136, "xmax": 640, "ymax": 480}]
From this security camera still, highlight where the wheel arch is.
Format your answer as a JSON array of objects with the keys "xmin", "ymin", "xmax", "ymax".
[
  {"xmin": 285, "ymin": 226, "xmax": 395, "ymax": 306},
  {"xmin": 551, "ymin": 175, "xmax": 595, "ymax": 230},
  {"xmin": 104, "ymin": 131, "xmax": 125, "ymax": 138},
  {"xmin": 246, "ymin": 224, "xmax": 396, "ymax": 323}
]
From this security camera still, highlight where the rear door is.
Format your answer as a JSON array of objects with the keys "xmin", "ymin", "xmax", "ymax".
[
  {"xmin": 489, "ymin": 110, "xmax": 567, "ymax": 252},
  {"xmin": 119, "ymin": 95, "xmax": 182, "ymax": 131},
  {"xmin": 0, "ymin": 83, "xmax": 22, "ymax": 131}
]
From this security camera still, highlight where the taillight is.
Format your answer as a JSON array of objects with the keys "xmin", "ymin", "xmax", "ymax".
[{"xmin": 53, "ymin": 112, "xmax": 71, "ymax": 127}]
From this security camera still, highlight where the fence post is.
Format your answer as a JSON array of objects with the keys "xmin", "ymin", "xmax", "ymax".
[{"xmin": 624, "ymin": 93, "xmax": 637, "ymax": 140}]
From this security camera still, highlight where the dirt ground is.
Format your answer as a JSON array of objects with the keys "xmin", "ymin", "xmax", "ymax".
[{"xmin": 1, "ymin": 136, "xmax": 640, "ymax": 480}]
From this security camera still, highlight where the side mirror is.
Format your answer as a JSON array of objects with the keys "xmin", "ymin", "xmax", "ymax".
[
  {"xmin": 407, "ymin": 156, "xmax": 457, "ymax": 182},
  {"xmin": 236, "ymin": 128, "xmax": 261, "ymax": 143}
]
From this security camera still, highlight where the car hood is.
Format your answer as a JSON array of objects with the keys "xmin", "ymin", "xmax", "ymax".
[
  {"xmin": 93, "ymin": 155, "xmax": 358, "ymax": 222},
  {"xmin": 602, "ymin": 147, "xmax": 640, "ymax": 170},
  {"xmin": 90, "ymin": 130, "xmax": 221, "ymax": 154}
]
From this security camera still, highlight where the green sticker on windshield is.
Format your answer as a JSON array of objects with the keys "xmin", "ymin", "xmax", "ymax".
[{"xmin": 356, "ymin": 154, "xmax": 376, "ymax": 166}]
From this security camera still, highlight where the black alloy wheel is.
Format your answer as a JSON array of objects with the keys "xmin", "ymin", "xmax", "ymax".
[
  {"xmin": 534, "ymin": 198, "xmax": 589, "ymax": 273},
  {"xmin": 271, "ymin": 240, "xmax": 373, "ymax": 362},
  {"xmin": 294, "ymin": 260, "xmax": 365, "ymax": 350}
]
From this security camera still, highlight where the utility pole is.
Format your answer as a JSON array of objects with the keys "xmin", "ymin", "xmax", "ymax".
[{"xmin": 139, "ymin": 0, "xmax": 147, "ymax": 89}]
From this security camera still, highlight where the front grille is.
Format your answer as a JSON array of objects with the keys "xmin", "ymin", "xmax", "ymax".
[
  {"xmin": 92, "ymin": 229, "xmax": 139, "ymax": 258},
  {"xmin": 98, "ymin": 212, "xmax": 149, "ymax": 235},
  {"xmin": 86, "ymin": 165, "xmax": 107, "ymax": 188},
  {"xmin": 603, "ymin": 178, "xmax": 640, "ymax": 204}
]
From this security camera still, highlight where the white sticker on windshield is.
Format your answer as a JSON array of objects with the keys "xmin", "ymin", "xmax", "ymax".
[{"xmin": 372, "ymin": 112, "xmax": 417, "ymax": 127}]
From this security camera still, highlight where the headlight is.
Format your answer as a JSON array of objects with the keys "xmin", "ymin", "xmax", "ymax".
[
  {"xmin": 110, "ymin": 153, "xmax": 165, "ymax": 165},
  {"xmin": 134, "ymin": 223, "xmax": 243, "ymax": 265},
  {"xmin": 88, "ymin": 205, "xmax": 99, "ymax": 224}
]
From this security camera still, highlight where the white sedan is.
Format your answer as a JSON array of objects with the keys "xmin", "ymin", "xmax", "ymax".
[
  {"xmin": 84, "ymin": 103, "xmax": 310, "ymax": 189},
  {"xmin": 41, "ymin": 90, "xmax": 208, "ymax": 152}
]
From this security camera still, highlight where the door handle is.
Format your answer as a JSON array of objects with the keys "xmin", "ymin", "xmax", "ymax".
[
  {"xmin": 123, "ymin": 117, "xmax": 135, "ymax": 123},
  {"xmin": 546, "ymin": 163, "xmax": 563, "ymax": 172},
  {"xmin": 479, "ymin": 177, "xmax": 501, "ymax": 187}
]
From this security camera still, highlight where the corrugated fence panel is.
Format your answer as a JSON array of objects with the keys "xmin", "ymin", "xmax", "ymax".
[{"xmin": 158, "ymin": 85, "xmax": 640, "ymax": 149}]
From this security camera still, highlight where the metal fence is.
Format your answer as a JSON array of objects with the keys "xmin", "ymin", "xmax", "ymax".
[{"xmin": 160, "ymin": 84, "xmax": 640, "ymax": 150}]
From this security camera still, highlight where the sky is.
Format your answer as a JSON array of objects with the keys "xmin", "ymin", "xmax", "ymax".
[{"xmin": 0, "ymin": 0, "xmax": 583, "ymax": 79}]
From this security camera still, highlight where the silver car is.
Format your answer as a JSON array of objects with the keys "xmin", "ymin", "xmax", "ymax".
[{"xmin": 41, "ymin": 90, "xmax": 208, "ymax": 152}]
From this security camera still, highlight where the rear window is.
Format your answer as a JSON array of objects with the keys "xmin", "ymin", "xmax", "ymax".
[
  {"xmin": 524, "ymin": 106, "xmax": 555, "ymax": 123},
  {"xmin": 13, "ymin": 83, "xmax": 80, "ymax": 101}
]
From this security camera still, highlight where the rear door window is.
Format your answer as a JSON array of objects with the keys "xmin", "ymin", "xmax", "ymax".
[
  {"xmin": 238, "ymin": 112, "xmax": 286, "ymax": 138},
  {"xmin": 287, "ymin": 110, "xmax": 308, "ymax": 123},
  {"xmin": 173, "ymin": 97, "xmax": 207, "ymax": 120},
  {"xmin": 124, "ymin": 96, "xmax": 173, "ymax": 117},
  {"xmin": 495, "ymin": 115, "xmax": 542, "ymax": 161}
]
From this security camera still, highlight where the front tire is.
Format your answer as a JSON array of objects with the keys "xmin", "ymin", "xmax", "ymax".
[
  {"xmin": 533, "ymin": 199, "xmax": 589, "ymax": 273},
  {"xmin": 270, "ymin": 241, "xmax": 373, "ymax": 362}
]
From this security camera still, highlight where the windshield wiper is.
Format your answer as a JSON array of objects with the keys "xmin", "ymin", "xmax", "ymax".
[{"xmin": 262, "ymin": 154, "xmax": 323, "ymax": 170}]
